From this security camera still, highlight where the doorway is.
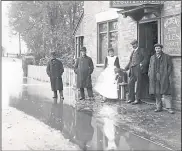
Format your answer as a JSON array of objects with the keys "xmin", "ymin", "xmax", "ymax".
[
  {"xmin": 138, "ymin": 21, "xmax": 158, "ymax": 102},
  {"xmin": 139, "ymin": 21, "xmax": 158, "ymax": 56}
]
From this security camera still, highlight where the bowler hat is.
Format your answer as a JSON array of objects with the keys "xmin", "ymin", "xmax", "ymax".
[
  {"xmin": 130, "ymin": 39, "xmax": 138, "ymax": 45},
  {"xmin": 80, "ymin": 47, "xmax": 87, "ymax": 52},
  {"xmin": 154, "ymin": 43, "xmax": 163, "ymax": 48}
]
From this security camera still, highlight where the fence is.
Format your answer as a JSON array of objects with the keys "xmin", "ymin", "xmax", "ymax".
[{"xmin": 28, "ymin": 65, "xmax": 76, "ymax": 87}]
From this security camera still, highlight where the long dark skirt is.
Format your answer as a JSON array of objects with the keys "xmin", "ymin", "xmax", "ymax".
[{"xmin": 50, "ymin": 77, "xmax": 63, "ymax": 91}]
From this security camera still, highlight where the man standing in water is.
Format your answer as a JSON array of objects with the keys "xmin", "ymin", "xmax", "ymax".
[
  {"xmin": 46, "ymin": 51, "xmax": 64, "ymax": 104},
  {"xmin": 74, "ymin": 47, "xmax": 94, "ymax": 101}
]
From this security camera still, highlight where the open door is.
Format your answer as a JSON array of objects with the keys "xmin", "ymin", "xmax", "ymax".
[{"xmin": 138, "ymin": 21, "xmax": 158, "ymax": 102}]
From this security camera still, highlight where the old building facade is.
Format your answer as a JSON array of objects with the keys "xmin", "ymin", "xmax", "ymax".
[{"xmin": 74, "ymin": 1, "xmax": 181, "ymax": 110}]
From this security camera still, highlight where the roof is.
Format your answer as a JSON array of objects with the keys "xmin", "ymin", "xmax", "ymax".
[{"xmin": 73, "ymin": 11, "xmax": 84, "ymax": 36}]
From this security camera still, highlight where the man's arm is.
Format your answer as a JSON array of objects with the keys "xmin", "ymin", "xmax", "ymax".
[
  {"xmin": 167, "ymin": 55, "xmax": 172, "ymax": 76},
  {"xmin": 59, "ymin": 60, "xmax": 64, "ymax": 75},
  {"xmin": 148, "ymin": 56, "xmax": 153, "ymax": 77},
  {"xmin": 125, "ymin": 52, "xmax": 132, "ymax": 71},
  {"xmin": 89, "ymin": 57, "xmax": 94, "ymax": 74},
  {"xmin": 140, "ymin": 48, "xmax": 150, "ymax": 67},
  {"xmin": 104, "ymin": 57, "xmax": 108, "ymax": 69},
  {"xmin": 46, "ymin": 61, "xmax": 51, "ymax": 77},
  {"xmin": 74, "ymin": 58, "xmax": 79, "ymax": 74}
]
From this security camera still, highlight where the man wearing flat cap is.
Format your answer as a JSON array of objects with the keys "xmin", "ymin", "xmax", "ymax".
[
  {"xmin": 46, "ymin": 50, "xmax": 64, "ymax": 104},
  {"xmin": 148, "ymin": 44, "xmax": 174, "ymax": 114},
  {"xmin": 74, "ymin": 46, "xmax": 94, "ymax": 100},
  {"xmin": 125, "ymin": 39, "xmax": 149, "ymax": 105}
]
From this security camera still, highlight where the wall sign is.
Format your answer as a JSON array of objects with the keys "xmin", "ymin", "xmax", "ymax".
[
  {"xmin": 163, "ymin": 15, "xmax": 181, "ymax": 56},
  {"xmin": 110, "ymin": 1, "xmax": 163, "ymax": 8}
]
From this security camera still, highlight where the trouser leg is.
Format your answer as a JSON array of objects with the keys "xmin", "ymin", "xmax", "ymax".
[
  {"xmin": 80, "ymin": 88, "xmax": 85, "ymax": 99},
  {"xmin": 128, "ymin": 70, "xmax": 136, "ymax": 102},
  {"xmin": 59, "ymin": 90, "xmax": 63, "ymax": 97},
  {"xmin": 87, "ymin": 87, "xmax": 94, "ymax": 97},
  {"xmin": 53, "ymin": 91, "xmax": 58, "ymax": 98},
  {"xmin": 156, "ymin": 94, "xmax": 162, "ymax": 110},
  {"xmin": 135, "ymin": 68, "xmax": 142, "ymax": 100},
  {"xmin": 163, "ymin": 95, "xmax": 172, "ymax": 109},
  {"xmin": 163, "ymin": 95, "xmax": 174, "ymax": 114}
]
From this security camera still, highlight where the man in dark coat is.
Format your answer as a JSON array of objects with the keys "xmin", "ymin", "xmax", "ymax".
[
  {"xmin": 124, "ymin": 39, "xmax": 149, "ymax": 104},
  {"xmin": 148, "ymin": 44, "xmax": 174, "ymax": 114},
  {"xmin": 46, "ymin": 51, "xmax": 64, "ymax": 104},
  {"xmin": 74, "ymin": 47, "xmax": 94, "ymax": 100}
]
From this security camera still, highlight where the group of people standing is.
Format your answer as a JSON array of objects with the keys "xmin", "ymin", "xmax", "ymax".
[{"xmin": 46, "ymin": 39, "xmax": 174, "ymax": 114}]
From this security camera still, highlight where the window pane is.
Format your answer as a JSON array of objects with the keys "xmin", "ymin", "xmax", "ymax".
[
  {"xmin": 99, "ymin": 23, "xmax": 107, "ymax": 32},
  {"xmin": 109, "ymin": 21, "xmax": 118, "ymax": 31},
  {"xmin": 99, "ymin": 33, "xmax": 108, "ymax": 64},
  {"xmin": 109, "ymin": 32, "xmax": 118, "ymax": 54}
]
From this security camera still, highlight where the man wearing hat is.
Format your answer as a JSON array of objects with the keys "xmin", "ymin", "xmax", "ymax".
[
  {"xmin": 46, "ymin": 50, "xmax": 64, "ymax": 104},
  {"xmin": 148, "ymin": 44, "xmax": 174, "ymax": 114},
  {"xmin": 74, "ymin": 46, "xmax": 94, "ymax": 100},
  {"xmin": 125, "ymin": 39, "xmax": 149, "ymax": 105}
]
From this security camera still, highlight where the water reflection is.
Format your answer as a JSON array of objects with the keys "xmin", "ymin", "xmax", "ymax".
[{"xmin": 4, "ymin": 60, "xmax": 172, "ymax": 151}]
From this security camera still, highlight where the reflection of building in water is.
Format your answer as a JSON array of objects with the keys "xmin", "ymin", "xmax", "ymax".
[{"xmin": 73, "ymin": 1, "xmax": 181, "ymax": 110}]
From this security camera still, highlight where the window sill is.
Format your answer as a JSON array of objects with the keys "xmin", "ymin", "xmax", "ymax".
[{"xmin": 96, "ymin": 64, "xmax": 104, "ymax": 67}]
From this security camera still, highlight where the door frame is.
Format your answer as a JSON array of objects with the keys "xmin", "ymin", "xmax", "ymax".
[{"xmin": 138, "ymin": 18, "xmax": 161, "ymax": 44}]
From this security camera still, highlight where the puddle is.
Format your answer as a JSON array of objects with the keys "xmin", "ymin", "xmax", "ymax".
[
  {"xmin": 8, "ymin": 79, "xmax": 172, "ymax": 151},
  {"xmin": 3, "ymin": 60, "xmax": 173, "ymax": 151}
]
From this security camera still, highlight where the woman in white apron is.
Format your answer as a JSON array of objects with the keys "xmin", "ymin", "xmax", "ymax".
[{"xmin": 94, "ymin": 48, "xmax": 120, "ymax": 102}]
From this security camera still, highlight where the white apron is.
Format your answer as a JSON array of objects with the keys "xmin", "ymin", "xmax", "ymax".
[{"xmin": 94, "ymin": 56, "xmax": 118, "ymax": 99}]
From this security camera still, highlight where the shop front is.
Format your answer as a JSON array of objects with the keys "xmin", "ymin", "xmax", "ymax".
[
  {"xmin": 110, "ymin": 1, "xmax": 181, "ymax": 108},
  {"xmin": 73, "ymin": 1, "xmax": 181, "ymax": 110}
]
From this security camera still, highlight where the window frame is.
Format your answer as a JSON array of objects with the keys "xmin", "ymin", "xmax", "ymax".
[
  {"xmin": 75, "ymin": 36, "xmax": 84, "ymax": 58},
  {"xmin": 97, "ymin": 19, "xmax": 118, "ymax": 65}
]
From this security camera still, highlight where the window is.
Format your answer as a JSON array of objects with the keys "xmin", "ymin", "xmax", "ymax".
[
  {"xmin": 97, "ymin": 20, "xmax": 118, "ymax": 64},
  {"xmin": 75, "ymin": 36, "xmax": 84, "ymax": 58}
]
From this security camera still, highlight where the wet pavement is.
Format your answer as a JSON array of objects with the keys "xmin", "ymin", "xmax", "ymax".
[{"xmin": 2, "ymin": 58, "xmax": 175, "ymax": 151}]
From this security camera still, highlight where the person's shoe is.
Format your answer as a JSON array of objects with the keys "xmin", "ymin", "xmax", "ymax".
[
  {"xmin": 168, "ymin": 109, "xmax": 174, "ymax": 114},
  {"xmin": 132, "ymin": 100, "xmax": 141, "ymax": 105},
  {"xmin": 126, "ymin": 100, "xmax": 133, "ymax": 103},
  {"xmin": 154, "ymin": 108, "xmax": 162, "ymax": 112},
  {"xmin": 79, "ymin": 97, "xmax": 85, "ymax": 100},
  {"xmin": 60, "ymin": 96, "xmax": 64, "ymax": 100}
]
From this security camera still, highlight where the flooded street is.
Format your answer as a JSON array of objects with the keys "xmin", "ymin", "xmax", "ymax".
[{"xmin": 2, "ymin": 57, "xmax": 174, "ymax": 151}]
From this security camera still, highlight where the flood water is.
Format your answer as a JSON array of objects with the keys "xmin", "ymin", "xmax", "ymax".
[{"xmin": 3, "ymin": 58, "xmax": 174, "ymax": 151}]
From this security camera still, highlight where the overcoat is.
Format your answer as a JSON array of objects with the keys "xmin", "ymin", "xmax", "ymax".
[
  {"xmin": 74, "ymin": 55, "xmax": 94, "ymax": 88},
  {"xmin": 46, "ymin": 58, "xmax": 64, "ymax": 91},
  {"xmin": 148, "ymin": 52, "xmax": 172, "ymax": 95}
]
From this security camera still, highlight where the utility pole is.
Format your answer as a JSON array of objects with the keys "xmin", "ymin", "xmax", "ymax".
[{"xmin": 19, "ymin": 32, "xmax": 21, "ymax": 56}]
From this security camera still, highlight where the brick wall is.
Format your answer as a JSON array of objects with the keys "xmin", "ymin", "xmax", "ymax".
[
  {"xmin": 82, "ymin": 1, "xmax": 181, "ymax": 110},
  {"xmin": 83, "ymin": 1, "xmax": 111, "ymax": 86},
  {"xmin": 162, "ymin": 1, "xmax": 181, "ymax": 110}
]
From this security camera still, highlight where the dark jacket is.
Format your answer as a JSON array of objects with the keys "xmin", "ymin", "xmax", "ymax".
[
  {"xmin": 125, "ymin": 48, "xmax": 149, "ymax": 76},
  {"xmin": 148, "ymin": 52, "xmax": 172, "ymax": 95},
  {"xmin": 46, "ymin": 58, "xmax": 64, "ymax": 91},
  {"xmin": 74, "ymin": 55, "xmax": 94, "ymax": 88}
]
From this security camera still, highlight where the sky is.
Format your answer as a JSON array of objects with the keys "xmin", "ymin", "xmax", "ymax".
[{"xmin": 2, "ymin": 1, "xmax": 27, "ymax": 54}]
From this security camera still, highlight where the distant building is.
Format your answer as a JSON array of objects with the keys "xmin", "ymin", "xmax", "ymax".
[{"xmin": 73, "ymin": 1, "xmax": 181, "ymax": 110}]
